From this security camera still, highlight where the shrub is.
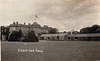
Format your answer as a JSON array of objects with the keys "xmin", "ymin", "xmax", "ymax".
[
  {"xmin": 21, "ymin": 31, "xmax": 39, "ymax": 42},
  {"xmin": 8, "ymin": 30, "xmax": 22, "ymax": 41}
]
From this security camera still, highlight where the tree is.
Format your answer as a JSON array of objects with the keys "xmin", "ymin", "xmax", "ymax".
[
  {"xmin": 22, "ymin": 31, "xmax": 39, "ymax": 42},
  {"xmin": 91, "ymin": 25, "xmax": 100, "ymax": 33},
  {"xmin": 1, "ymin": 26, "xmax": 10, "ymax": 40},
  {"xmin": 8, "ymin": 30, "xmax": 22, "ymax": 41},
  {"xmin": 49, "ymin": 28, "xmax": 58, "ymax": 34},
  {"xmin": 63, "ymin": 31, "xmax": 67, "ymax": 33},
  {"xmin": 80, "ymin": 25, "xmax": 100, "ymax": 34}
]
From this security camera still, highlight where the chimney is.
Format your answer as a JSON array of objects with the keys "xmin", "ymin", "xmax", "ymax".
[
  {"xmin": 28, "ymin": 23, "xmax": 31, "ymax": 25},
  {"xmin": 24, "ymin": 22, "xmax": 25, "ymax": 25},
  {"xmin": 16, "ymin": 22, "xmax": 18, "ymax": 24},
  {"xmin": 13, "ymin": 22, "xmax": 15, "ymax": 24}
]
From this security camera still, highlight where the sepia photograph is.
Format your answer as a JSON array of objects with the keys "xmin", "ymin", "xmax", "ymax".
[{"xmin": 0, "ymin": 0, "xmax": 100, "ymax": 61}]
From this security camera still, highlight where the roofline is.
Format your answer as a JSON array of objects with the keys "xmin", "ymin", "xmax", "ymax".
[{"xmin": 68, "ymin": 33, "xmax": 100, "ymax": 37}]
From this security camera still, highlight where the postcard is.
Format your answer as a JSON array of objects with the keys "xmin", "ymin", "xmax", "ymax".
[{"xmin": 0, "ymin": 0, "xmax": 100, "ymax": 61}]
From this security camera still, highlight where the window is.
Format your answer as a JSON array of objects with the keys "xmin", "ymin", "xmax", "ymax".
[
  {"xmin": 40, "ymin": 37, "xmax": 44, "ymax": 40},
  {"xmin": 48, "ymin": 37, "xmax": 50, "ymax": 40},
  {"xmin": 57, "ymin": 36, "xmax": 59, "ymax": 39},
  {"xmin": 75, "ymin": 37, "xmax": 78, "ymax": 39},
  {"xmin": 68, "ymin": 37, "xmax": 70, "ymax": 39}
]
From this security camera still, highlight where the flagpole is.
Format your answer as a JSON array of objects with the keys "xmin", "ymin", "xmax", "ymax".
[{"xmin": 35, "ymin": 15, "xmax": 38, "ymax": 22}]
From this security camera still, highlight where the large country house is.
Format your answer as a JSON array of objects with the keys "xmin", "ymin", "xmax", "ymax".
[
  {"xmin": 9, "ymin": 22, "xmax": 52, "ymax": 35},
  {"xmin": 0, "ymin": 22, "xmax": 57, "ymax": 40}
]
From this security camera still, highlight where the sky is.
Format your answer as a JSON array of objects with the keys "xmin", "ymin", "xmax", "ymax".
[{"xmin": 0, "ymin": 0, "xmax": 100, "ymax": 31}]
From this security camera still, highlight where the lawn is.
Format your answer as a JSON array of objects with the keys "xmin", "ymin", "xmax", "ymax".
[{"xmin": 1, "ymin": 41, "xmax": 100, "ymax": 61}]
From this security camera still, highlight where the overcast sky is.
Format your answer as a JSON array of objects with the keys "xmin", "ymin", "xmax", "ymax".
[{"xmin": 0, "ymin": 0, "xmax": 100, "ymax": 31}]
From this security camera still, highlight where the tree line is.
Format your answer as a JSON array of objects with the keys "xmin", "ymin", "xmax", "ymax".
[
  {"xmin": 80, "ymin": 25, "xmax": 100, "ymax": 34},
  {"xmin": 8, "ymin": 30, "xmax": 39, "ymax": 42}
]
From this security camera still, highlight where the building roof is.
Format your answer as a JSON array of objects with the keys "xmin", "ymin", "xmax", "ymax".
[
  {"xmin": 10, "ymin": 24, "xmax": 30, "ymax": 28},
  {"xmin": 40, "ymin": 33, "xmax": 67, "ymax": 37},
  {"xmin": 31, "ymin": 22, "xmax": 41, "ymax": 27},
  {"xmin": 68, "ymin": 33, "xmax": 100, "ymax": 37},
  {"xmin": 42, "ymin": 25, "xmax": 49, "ymax": 29},
  {"xmin": 10, "ymin": 22, "xmax": 41, "ymax": 28}
]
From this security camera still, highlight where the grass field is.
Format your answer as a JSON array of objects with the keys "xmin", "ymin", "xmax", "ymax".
[{"xmin": 1, "ymin": 41, "xmax": 100, "ymax": 61}]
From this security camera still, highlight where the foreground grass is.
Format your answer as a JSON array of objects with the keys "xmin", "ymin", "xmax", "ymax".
[{"xmin": 1, "ymin": 41, "xmax": 100, "ymax": 61}]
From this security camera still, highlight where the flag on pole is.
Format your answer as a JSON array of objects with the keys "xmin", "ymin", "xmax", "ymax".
[{"xmin": 35, "ymin": 15, "xmax": 38, "ymax": 18}]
